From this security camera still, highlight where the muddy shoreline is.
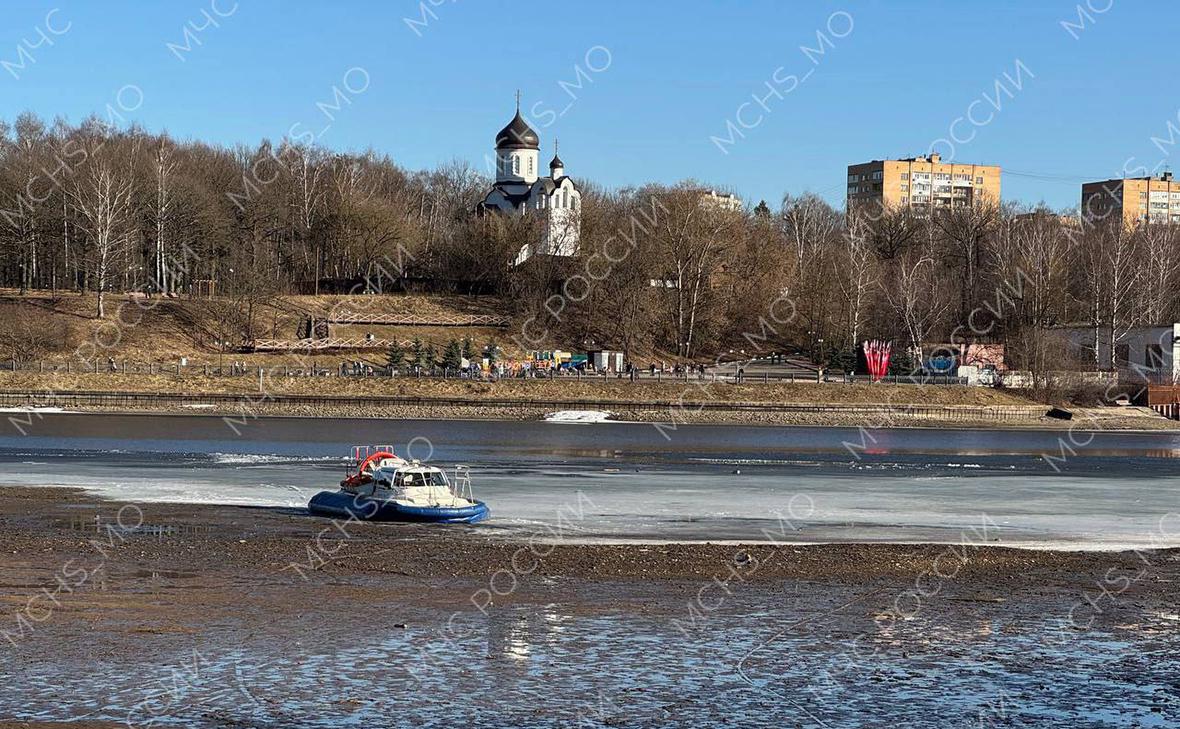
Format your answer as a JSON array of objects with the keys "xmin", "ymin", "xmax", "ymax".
[
  {"xmin": 1, "ymin": 485, "xmax": 1174, "ymax": 587},
  {"xmin": 3, "ymin": 487, "xmax": 1179, "ymax": 726}
]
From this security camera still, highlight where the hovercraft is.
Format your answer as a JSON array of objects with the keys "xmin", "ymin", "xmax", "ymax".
[{"xmin": 308, "ymin": 445, "xmax": 490, "ymax": 524}]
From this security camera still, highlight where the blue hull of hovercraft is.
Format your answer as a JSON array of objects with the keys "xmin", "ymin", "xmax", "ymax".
[{"xmin": 307, "ymin": 490, "xmax": 490, "ymax": 524}]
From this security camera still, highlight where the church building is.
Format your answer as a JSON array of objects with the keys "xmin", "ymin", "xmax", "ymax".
[{"xmin": 479, "ymin": 100, "xmax": 581, "ymax": 265}]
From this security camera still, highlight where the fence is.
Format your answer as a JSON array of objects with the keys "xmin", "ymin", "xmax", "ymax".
[{"xmin": 0, "ymin": 359, "xmax": 971, "ymax": 387}]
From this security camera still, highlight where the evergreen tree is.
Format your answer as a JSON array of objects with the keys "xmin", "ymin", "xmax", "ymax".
[
  {"xmin": 424, "ymin": 343, "xmax": 439, "ymax": 369},
  {"xmin": 461, "ymin": 335, "xmax": 475, "ymax": 361},
  {"xmin": 411, "ymin": 338, "xmax": 425, "ymax": 367},
  {"xmin": 826, "ymin": 347, "xmax": 858, "ymax": 374},
  {"xmin": 386, "ymin": 341, "xmax": 406, "ymax": 369},
  {"xmin": 888, "ymin": 345, "xmax": 916, "ymax": 377},
  {"xmin": 441, "ymin": 339, "xmax": 463, "ymax": 370},
  {"xmin": 484, "ymin": 340, "xmax": 498, "ymax": 364}
]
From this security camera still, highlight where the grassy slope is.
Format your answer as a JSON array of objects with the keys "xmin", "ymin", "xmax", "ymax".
[
  {"xmin": 0, "ymin": 289, "xmax": 511, "ymax": 366},
  {"xmin": 0, "ymin": 289, "xmax": 1043, "ymax": 408}
]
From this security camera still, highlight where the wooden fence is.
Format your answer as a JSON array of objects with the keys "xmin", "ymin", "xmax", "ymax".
[{"xmin": 323, "ymin": 311, "xmax": 510, "ymax": 327}]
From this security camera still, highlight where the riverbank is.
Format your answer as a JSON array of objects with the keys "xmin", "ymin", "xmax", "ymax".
[
  {"xmin": 2, "ymin": 486, "xmax": 1180, "ymax": 721},
  {"xmin": 0, "ymin": 371, "xmax": 1174, "ymax": 429},
  {"xmin": 0, "ymin": 486, "xmax": 1137, "ymax": 582},
  {"xmin": 2, "ymin": 486, "xmax": 1178, "ymax": 725}
]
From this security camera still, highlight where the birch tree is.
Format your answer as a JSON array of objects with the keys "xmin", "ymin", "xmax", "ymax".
[
  {"xmin": 70, "ymin": 137, "xmax": 134, "ymax": 318},
  {"xmin": 886, "ymin": 249, "xmax": 945, "ymax": 363},
  {"xmin": 151, "ymin": 137, "xmax": 178, "ymax": 293},
  {"xmin": 837, "ymin": 213, "xmax": 879, "ymax": 350},
  {"xmin": 652, "ymin": 186, "xmax": 742, "ymax": 358}
]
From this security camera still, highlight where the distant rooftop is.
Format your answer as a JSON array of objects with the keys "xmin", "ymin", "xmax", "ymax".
[{"xmin": 853, "ymin": 153, "xmax": 998, "ymax": 167}]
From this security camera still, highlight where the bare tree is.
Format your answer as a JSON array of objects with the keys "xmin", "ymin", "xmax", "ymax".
[
  {"xmin": 780, "ymin": 193, "xmax": 840, "ymax": 357},
  {"xmin": 886, "ymin": 248, "xmax": 946, "ymax": 364},
  {"xmin": 651, "ymin": 185, "xmax": 742, "ymax": 358},
  {"xmin": 1104, "ymin": 221, "xmax": 1142, "ymax": 367},
  {"xmin": 151, "ymin": 136, "xmax": 178, "ymax": 293},
  {"xmin": 1138, "ymin": 223, "xmax": 1180, "ymax": 325},
  {"xmin": 934, "ymin": 200, "xmax": 1000, "ymax": 323},
  {"xmin": 836, "ymin": 213, "xmax": 879, "ymax": 350},
  {"xmin": 865, "ymin": 203, "xmax": 923, "ymax": 260},
  {"xmin": 282, "ymin": 144, "xmax": 326, "ymax": 293},
  {"xmin": 780, "ymin": 192, "xmax": 839, "ymax": 287},
  {"xmin": 70, "ymin": 136, "xmax": 135, "ymax": 318}
]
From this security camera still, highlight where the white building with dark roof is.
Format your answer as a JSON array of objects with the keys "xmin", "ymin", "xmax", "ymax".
[{"xmin": 479, "ymin": 102, "xmax": 581, "ymax": 265}]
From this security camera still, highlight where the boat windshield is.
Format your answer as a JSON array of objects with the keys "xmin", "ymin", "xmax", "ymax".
[{"xmin": 397, "ymin": 471, "xmax": 448, "ymax": 488}]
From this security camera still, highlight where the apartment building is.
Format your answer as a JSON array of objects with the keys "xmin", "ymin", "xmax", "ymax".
[
  {"xmin": 1080, "ymin": 172, "xmax": 1180, "ymax": 227},
  {"xmin": 847, "ymin": 153, "xmax": 1001, "ymax": 212}
]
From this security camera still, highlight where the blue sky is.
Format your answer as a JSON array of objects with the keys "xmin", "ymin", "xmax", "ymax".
[{"xmin": 2, "ymin": 0, "xmax": 1176, "ymax": 210}]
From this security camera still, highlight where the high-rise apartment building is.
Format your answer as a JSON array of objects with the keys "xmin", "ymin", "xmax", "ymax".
[
  {"xmin": 1080, "ymin": 172, "xmax": 1180, "ymax": 227},
  {"xmin": 847, "ymin": 153, "xmax": 1001, "ymax": 212}
]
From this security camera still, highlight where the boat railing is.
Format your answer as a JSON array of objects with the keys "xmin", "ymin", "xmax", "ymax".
[
  {"xmin": 349, "ymin": 444, "xmax": 396, "ymax": 475},
  {"xmin": 453, "ymin": 465, "xmax": 473, "ymax": 501}
]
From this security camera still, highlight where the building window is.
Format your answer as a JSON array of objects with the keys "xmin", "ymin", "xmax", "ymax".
[
  {"xmin": 900, "ymin": 173, "xmax": 909, "ymax": 180},
  {"xmin": 872, "ymin": 171, "xmax": 883, "ymax": 180},
  {"xmin": 976, "ymin": 177, "xmax": 983, "ymax": 184},
  {"xmin": 513, "ymin": 157, "xmax": 519, "ymax": 174},
  {"xmin": 528, "ymin": 158, "xmax": 533, "ymax": 175},
  {"xmin": 848, "ymin": 174, "xmax": 858, "ymax": 183}
]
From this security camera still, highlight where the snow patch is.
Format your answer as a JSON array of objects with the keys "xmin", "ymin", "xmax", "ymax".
[
  {"xmin": 209, "ymin": 452, "xmax": 345, "ymax": 466},
  {"xmin": 544, "ymin": 410, "xmax": 613, "ymax": 424}
]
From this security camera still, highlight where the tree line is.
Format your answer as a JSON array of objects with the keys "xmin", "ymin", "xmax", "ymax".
[{"xmin": 1, "ymin": 113, "xmax": 1177, "ymax": 375}]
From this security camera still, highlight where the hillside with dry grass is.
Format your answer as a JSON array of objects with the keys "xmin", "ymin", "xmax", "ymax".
[{"xmin": 0, "ymin": 289, "xmax": 514, "ymax": 367}]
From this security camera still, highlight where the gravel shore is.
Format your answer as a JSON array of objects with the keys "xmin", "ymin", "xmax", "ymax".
[{"xmin": 4, "ymin": 487, "xmax": 1178, "ymax": 726}]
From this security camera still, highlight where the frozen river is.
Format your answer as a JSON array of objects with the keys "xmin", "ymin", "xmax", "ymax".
[{"xmin": 1, "ymin": 413, "xmax": 1178, "ymax": 548}]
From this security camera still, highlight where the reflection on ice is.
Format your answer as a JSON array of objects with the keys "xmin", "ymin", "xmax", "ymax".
[{"xmin": 5, "ymin": 586, "xmax": 1179, "ymax": 727}]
